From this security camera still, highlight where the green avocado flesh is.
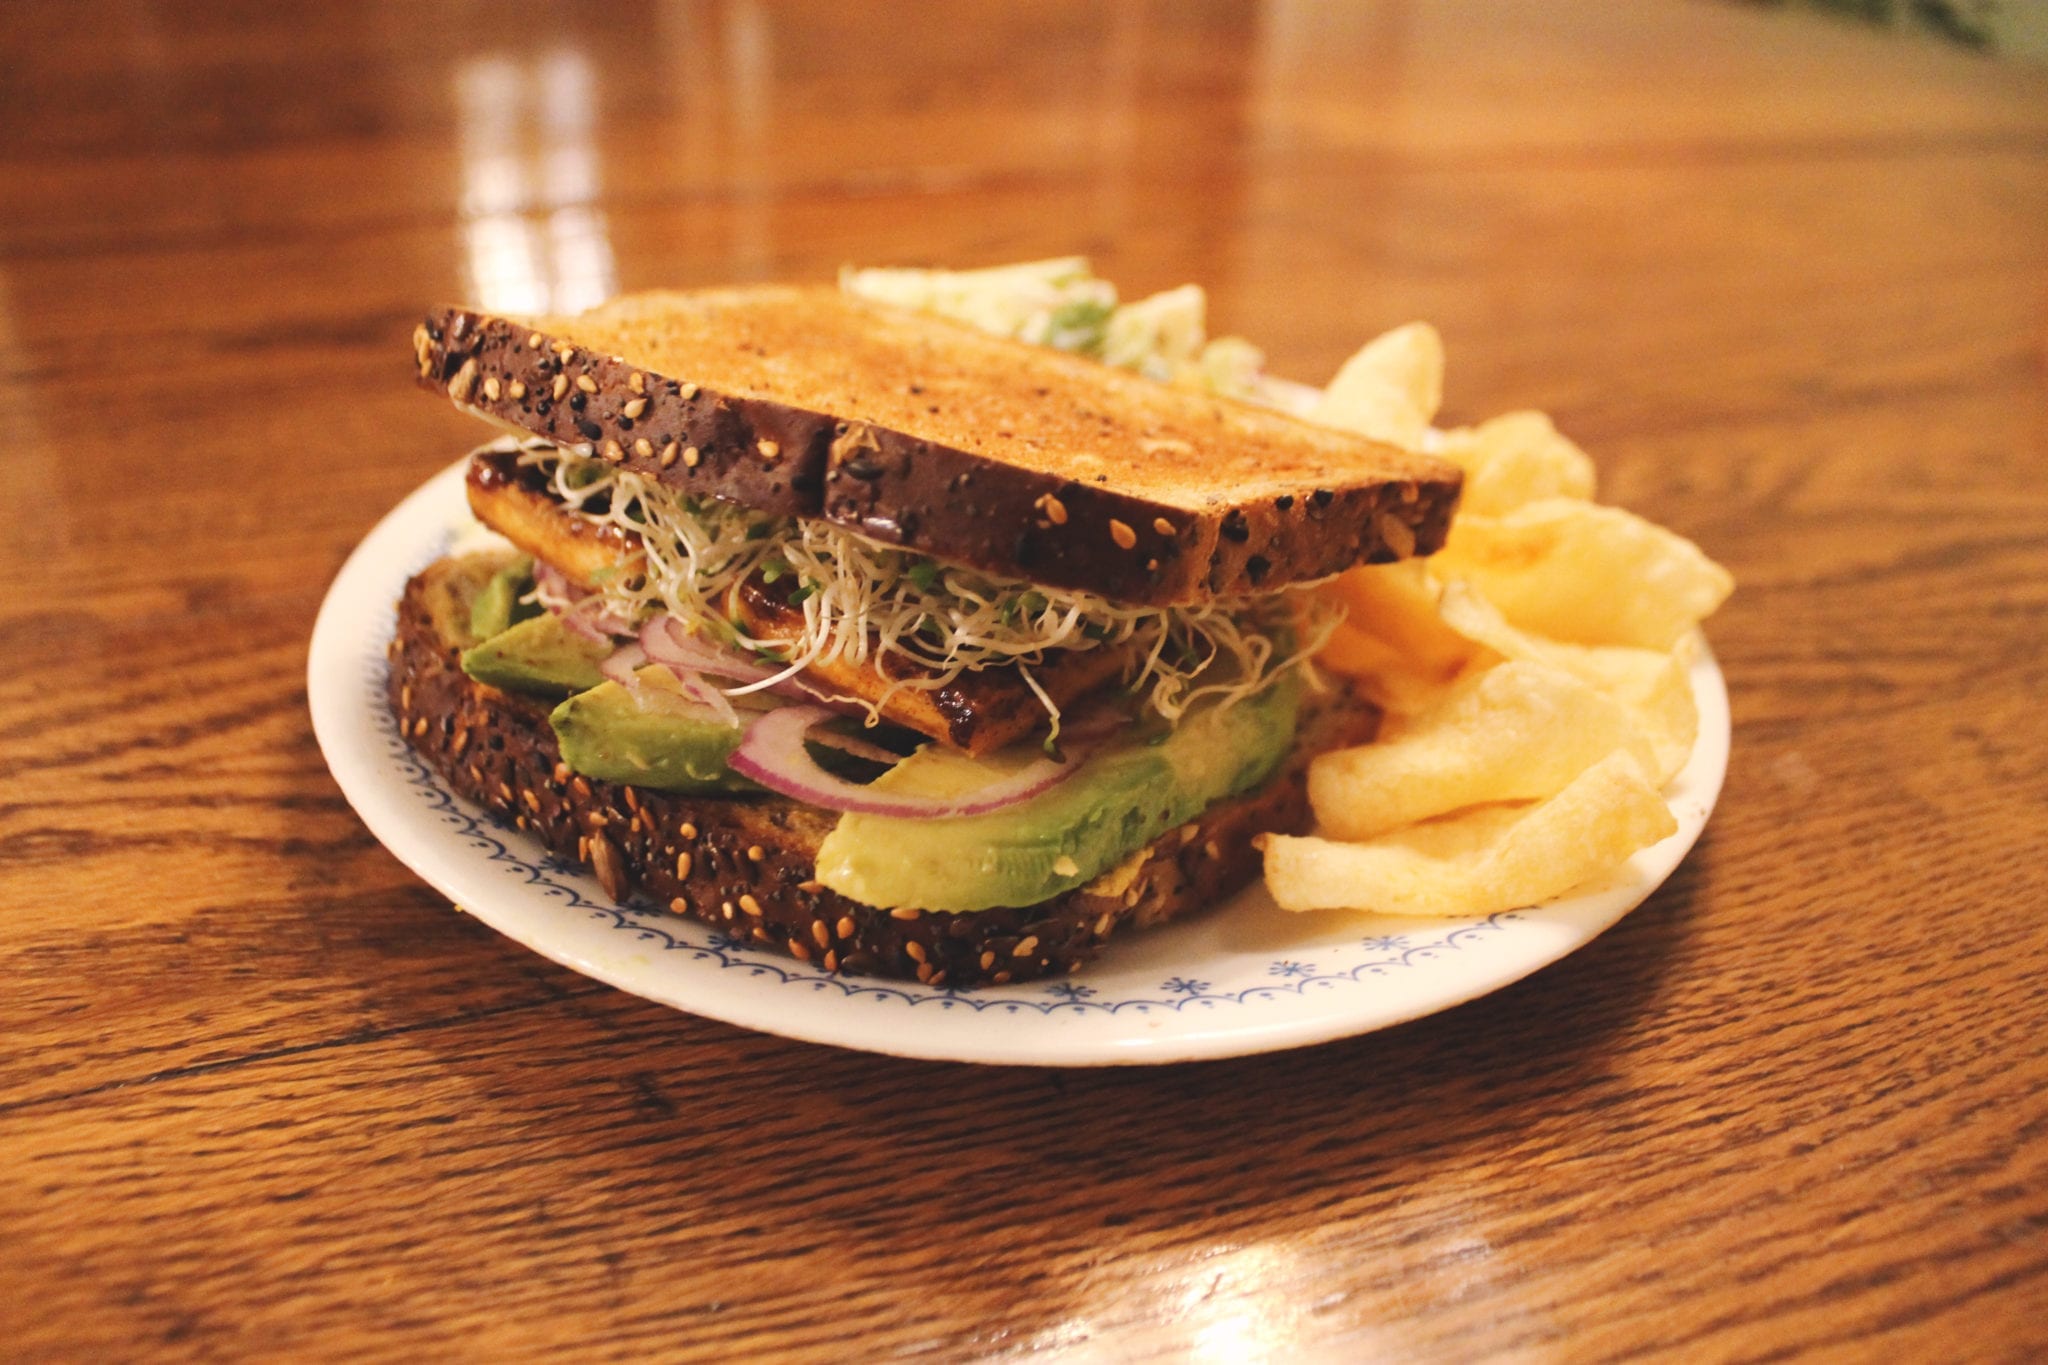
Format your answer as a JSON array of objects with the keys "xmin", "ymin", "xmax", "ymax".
[
  {"xmin": 461, "ymin": 613, "xmax": 612, "ymax": 698},
  {"xmin": 467, "ymin": 554, "xmax": 538, "ymax": 640},
  {"xmin": 549, "ymin": 667, "xmax": 753, "ymax": 793},
  {"xmin": 813, "ymin": 675, "xmax": 1301, "ymax": 913},
  {"xmin": 424, "ymin": 550, "xmax": 524, "ymax": 650}
]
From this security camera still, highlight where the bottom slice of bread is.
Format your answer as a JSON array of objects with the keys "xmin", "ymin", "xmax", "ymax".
[{"xmin": 386, "ymin": 555, "xmax": 1376, "ymax": 987}]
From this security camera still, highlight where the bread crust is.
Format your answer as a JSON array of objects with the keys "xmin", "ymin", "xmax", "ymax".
[
  {"xmin": 387, "ymin": 556, "xmax": 1376, "ymax": 986},
  {"xmin": 411, "ymin": 290, "xmax": 1461, "ymax": 609}
]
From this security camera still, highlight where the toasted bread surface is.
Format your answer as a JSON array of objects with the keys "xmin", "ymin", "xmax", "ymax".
[
  {"xmin": 390, "ymin": 553, "xmax": 1376, "ymax": 985},
  {"xmin": 414, "ymin": 288, "xmax": 1461, "ymax": 607}
]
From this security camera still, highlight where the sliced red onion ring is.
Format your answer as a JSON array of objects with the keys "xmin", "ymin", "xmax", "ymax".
[
  {"xmin": 597, "ymin": 640, "xmax": 742, "ymax": 728},
  {"xmin": 533, "ymin": 561, "xmax": 576, "ymax": 607},
  {"xmin": 535, "ymin": 563, "xmax": 633, "ymax": 643},
  {"xmin": 589, "ymin": 603, "xmax": 639, "ymax": 638},
  {"xmin": 558, "ymin": 610, "xmax": 609, "ymax": 645},
  {"xmin": 728, "ymin": 705, "xmax": 1089, "ymax": 818},
  {"xmin": 598, "ymin": 641, "xmax": 649, "ymax": 686},
  {"xmin": 640, "ymin": 614, "xmax": 867, "ymax": 715},
  {"xmin": 639, "ymin": 615, "xmax": 777, "ymax": 684},
  {"xmin": 668, "ymin": 668, "xmax": 740, "ymax": 728}
]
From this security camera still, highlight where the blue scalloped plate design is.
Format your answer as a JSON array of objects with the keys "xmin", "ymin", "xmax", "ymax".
[{"xmin": 310, "ymin": 461, "xmax": 1729, "ymax": 1065}]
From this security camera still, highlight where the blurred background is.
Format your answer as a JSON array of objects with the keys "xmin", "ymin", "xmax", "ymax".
[
  {"xmin": 1751, "ymin": 0, "xmax": 2048, "ymax": 56},
  {"xmin": 6, "ymin": 0, "xmax": 2041, "ymax": 394}
]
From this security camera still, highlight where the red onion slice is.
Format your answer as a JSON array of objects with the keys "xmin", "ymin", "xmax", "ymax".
[
  {"xmin": 558, "ymin": 611, "xmax": 609, "ymax": 645},
  {"xmin": 597, "ymin": 642, "xmax": 742, "ymax": 728},
  {"xmin": 552, "ymin": 601, "xmax": 606, "ymax": 646},
  {"xmin": 588, "ymin": 603, "xmax": 639, "ymax": 638},
  {"xmin": 668, "ymin": 668, "xmax": 740, "ymax": 728},
  {"xmin": 535, "ymin": 563, "xmax": 634, "ymax": 643},
  {"xmin": 636, "ymin": 614, "xmax": 882, "ymax": 717},
  {"xmin": 533, "ymin": 561, "xmax": 577, "ymax": 609},
  {"xmin": 640, "ymin": 615, "xmax": 778, "ymax": 684},
  {"xmin": 598, "ymin": 641, "xmax": 649, "ymax": 686},
  {"xmin": 728, "ymin": 705, "xmax": 1088, "ymax": 818}
]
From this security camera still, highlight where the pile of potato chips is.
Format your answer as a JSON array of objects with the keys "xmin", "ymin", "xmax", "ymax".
[{"xmin": 1263, "ymin": 324, "xmax": 1734, "ymax": 919}]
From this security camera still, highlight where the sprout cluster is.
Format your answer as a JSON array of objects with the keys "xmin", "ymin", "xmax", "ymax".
[{"xmin": 519, "ymin": 445, "xmax": 1334, "ymax": 733}]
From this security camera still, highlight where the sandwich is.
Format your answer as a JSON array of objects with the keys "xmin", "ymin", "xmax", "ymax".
[{"xmin": 393, "ymin": 281, "xmax": 1462, "ymax": 986}]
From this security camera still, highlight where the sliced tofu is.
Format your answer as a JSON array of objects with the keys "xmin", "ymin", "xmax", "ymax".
[{"xmin": 466, "ymin": 449, "xmax": 641, "ymax": 589}]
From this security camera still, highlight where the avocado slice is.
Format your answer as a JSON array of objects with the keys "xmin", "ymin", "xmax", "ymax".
[
  {"xmin": 467, "ymin": 554, "xmax": 538, "ymax": 640},
  {"xmin": 814, "ymin": 675, "xmax": 1301, "ymax": 912},
  {"xmin": 420, "ymin": 550, "xmax": 523, "ymax": 650},
  {"xmin": 549, "ymin": 667, "xmax": 752, "ymax": 793},
  {"xmin": 461, "ymin": 613, "xmax": 613, "ymax": 698}
]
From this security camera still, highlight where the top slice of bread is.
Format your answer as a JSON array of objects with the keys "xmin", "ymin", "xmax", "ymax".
[{"xmin": 413, "ymin": 287, "xmax": 1462, "ymax": 608}]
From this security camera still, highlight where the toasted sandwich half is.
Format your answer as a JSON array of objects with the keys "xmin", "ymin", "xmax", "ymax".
[{"xmin": 392, "ymin": 285, "xmax": 1461, "ymax": 986}]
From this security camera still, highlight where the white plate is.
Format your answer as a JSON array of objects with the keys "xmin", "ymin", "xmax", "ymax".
[{"xmin": 310, "ymin": 460, "xmax": 1729, "ymax": 1067}]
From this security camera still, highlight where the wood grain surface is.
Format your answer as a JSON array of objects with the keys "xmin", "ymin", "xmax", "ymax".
[{"xmin": 4, "ymin": 0, "xmax": 2046, "ymax": 1358}]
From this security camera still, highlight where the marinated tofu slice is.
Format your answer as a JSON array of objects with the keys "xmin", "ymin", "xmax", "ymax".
[{"xmin": 467, "ymin": 447, "xmax": 641, "ymax": 589}]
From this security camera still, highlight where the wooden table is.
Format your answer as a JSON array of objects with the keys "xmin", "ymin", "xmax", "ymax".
[{"xmin": 6, "ymin": 1, "xmax": 2045, "ymax": 1357}]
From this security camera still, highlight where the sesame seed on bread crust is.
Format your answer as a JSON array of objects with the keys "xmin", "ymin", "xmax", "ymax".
[
  {"xmin": 388, "ymin": 554, "xmax": 1378, "ymax": 987},
  {"xmin": 412, "ymin": 287, "xmax": 1462, "ymax": 609}
]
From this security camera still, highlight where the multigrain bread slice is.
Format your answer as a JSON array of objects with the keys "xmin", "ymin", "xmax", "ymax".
[
  {"xmin": 412, "ymin": 287, "xmax": 1463, "ymax": 608},
  {"xmin": 389, "ymin": 553, "xmax": 1378, "ymax": 987}
]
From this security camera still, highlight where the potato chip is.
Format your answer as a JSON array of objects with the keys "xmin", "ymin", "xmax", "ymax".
[
  {"xmin": 1309, "ymin": 322, "xmax": 1444, "ymax": 449},
  {"xmin": 1309, "ymin": 661, "xmax": 1651, "ymax": 840},
  {"xmin": 1435, "ymin": 582, "xmax": 1698, "ymax": 783},
  {"xmin": 1314, "ymin": 621, "xmax": 1457, "ymax": 716},
  {"xmin": 1321, "ymin": 561, "xmax": 1476, "ymax": 679},
  {"xmin": 1562, "ymin": 638, "xmax": 1699, "ymax": 785},
  {"xmin": 1279, "ymin": 327, "xmax": 1724, "ymax": 922},
  {"xmin": 1432, "ymin": 498, "xmax": 1734, "ymax": 650},
  {"xmin": 1435, "ymin": 411, "xmax": 1596, "ymax": 514},
  {"xmin": 1263, "ymin": 751, "xmax": 1679, "ymax": 917}
]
